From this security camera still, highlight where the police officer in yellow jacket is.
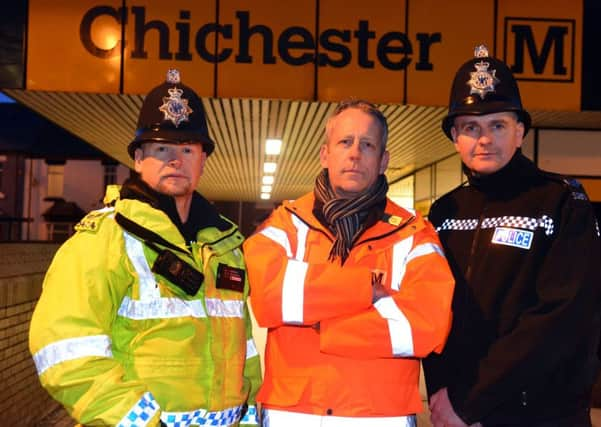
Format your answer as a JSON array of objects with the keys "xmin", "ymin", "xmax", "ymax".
[{"xmin": 29, "ymin": 69, "xmax": 261, "ymax": 427}]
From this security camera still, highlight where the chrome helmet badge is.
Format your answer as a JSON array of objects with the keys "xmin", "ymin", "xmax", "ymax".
[
  {"xmin": 467, "ymin": 44, "xmax": 499, "ymax": 99},
  {"xmin": 159, "ymin": 69, "xmax": 193, "ymax": 127}
]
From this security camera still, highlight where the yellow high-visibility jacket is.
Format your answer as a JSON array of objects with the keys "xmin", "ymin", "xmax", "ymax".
[{"xmin": 29, "ymin": 186, "xmax": 261, "ymax": 427}]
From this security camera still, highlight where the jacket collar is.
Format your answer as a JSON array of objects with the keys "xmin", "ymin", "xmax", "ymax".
[{"xmin": 285, "ymin": 193, "xmax": 416, "ymax": 242}]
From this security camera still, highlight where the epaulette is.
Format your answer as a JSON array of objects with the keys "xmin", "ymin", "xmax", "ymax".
[
  {"xmin": 74, "ymin": 207, "xmax": 115, "ymax": 233},
  {"xmin": 543, "ymin": 171, "xmax": 589, "ymax": 201}
]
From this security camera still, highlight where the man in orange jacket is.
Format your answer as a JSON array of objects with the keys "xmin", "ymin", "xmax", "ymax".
[{"xmin": 244, "ymin": 99, "xmax": 455, "ymax": 427}]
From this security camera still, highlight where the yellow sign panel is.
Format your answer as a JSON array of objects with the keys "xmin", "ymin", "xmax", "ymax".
[
  {"xmin": 318, "ymin": 0, "xmax": 407, "ymax": 103},
  {"xmin": 25, "ymin": 0, "xmax": 583, "ymax": 111},
  {"xmin": 217, "ymin": 0, "xmax": 316, "ymax": 100},
  {"xmin": 122, "ymin": 1, "xmax": 216, "ymax": 96},
  {"xmin": 27, "ymin": 0, "xmax": 121, "ymax": 92},
  {"xmin": 406, "ymin": 0, "xmax": 495, "ymax": 107},
  {"xmin": 497, "ymin": 0, "xmax": 582, "ymax": 111}
]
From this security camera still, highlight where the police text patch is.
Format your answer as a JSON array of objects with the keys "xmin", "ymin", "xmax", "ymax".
[{"xmin": 491, "ymin": 227, "xmax": 533, "ymax": 250}]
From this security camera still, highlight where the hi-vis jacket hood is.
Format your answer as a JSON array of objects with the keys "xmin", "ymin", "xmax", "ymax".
[
  {"xmin": 29, "ymin": 185, "xmax": 261, "ymax": 427},
  {"xmin": 244, "ymin": 193, "xmax": 455, "ymax": 419}
]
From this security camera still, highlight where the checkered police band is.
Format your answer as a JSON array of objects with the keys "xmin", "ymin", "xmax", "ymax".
[{"xmin": 436, "ymin": 215, "xmax": 555, "ymax": 236}]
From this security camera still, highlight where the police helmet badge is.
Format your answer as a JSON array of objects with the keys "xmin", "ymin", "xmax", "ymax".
[
  {"xmin": 467, "ymin": 44, "xmax": 499, "ymax": 99},
  {"xmin": 158, "ymin": 69, "xmax": 193, "ymax": 127}
]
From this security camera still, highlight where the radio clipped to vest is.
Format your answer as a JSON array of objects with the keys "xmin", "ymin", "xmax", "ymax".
[
  {"xmin": 115, "ymin": 213, "xmax": 204, "ymax": 296},
  {"xmin": 152, "ymin": 249, "xmax": 204, "ymax": 296}
]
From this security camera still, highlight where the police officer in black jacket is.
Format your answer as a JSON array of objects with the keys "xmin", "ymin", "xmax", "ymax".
[{"xmin": 423, "ymin": 44, "xmax": 601, "ymax": 427}]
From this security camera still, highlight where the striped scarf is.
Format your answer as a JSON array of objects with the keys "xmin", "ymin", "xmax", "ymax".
[{"xmin": 314, "ymin": 169, "xmax": 388, "ymax": 265}]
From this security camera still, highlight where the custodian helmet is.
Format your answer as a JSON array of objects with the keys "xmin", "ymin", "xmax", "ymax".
[
  {"xmin": 441, "ymin": 45, "xmax": 531, "ymax": 140},
  {"xmin": 128, "ymin": 69, "xmax": 215, "ymax": 158}
]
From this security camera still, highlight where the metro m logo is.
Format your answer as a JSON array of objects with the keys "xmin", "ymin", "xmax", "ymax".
[{"xmin": 503, "ymin": 18, "xmax": 575, "ymax": 82}]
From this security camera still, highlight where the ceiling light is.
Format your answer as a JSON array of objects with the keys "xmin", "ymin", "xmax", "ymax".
[
  {"xmin": 260, "ymin": 193, "xmax": 271, "ymax": 200},
  {"xmin": 263, "ymin": 162, "xmax": 277, "ymax": 173},
  {"xmin": 265, "ymin": 138, "xmax": 282, "ymax": 155},
  {"xmin": 261, "ymin": 185, "xmax": 272, "ymax": 193},
  {"xmin": 262, "ymin": 175, "xmax": 274, "ymax": 185}
]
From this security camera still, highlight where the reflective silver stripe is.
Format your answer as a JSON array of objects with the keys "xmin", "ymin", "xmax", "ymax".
[
  {"xmin": 32, "ymin": 335, "xmax": 112, "ymax": 376},
  {"xmin": 407, "ymin": 242, "xmax": 445, "ymax": 262},
  {"xmin": 118, "ymin": 297, "xmax": 243, "ymax": 319},
  {"xmin": 246, "ymin": 338, "xmax": 258, "ymax": 359},
  {"xmin": 117, "ymin": 392, "xmax": 159, "ymax": 427},
  {"xmin": 374, "ymin": 297, "xmax": 414, "ymax": 357},
  {"xmin": 161, "ymin": 404, "xmax": 243, "ymax": 427},
  {"xmin": 291, "ymin": 214, "xmax": 309, "ymax": 261},
  {"xmin": 282, "ymin": 259, "xmax": 308, "ymax": 324},
  {"xmin": 240, "ymin": 405, "xmax": 258, "ymax": 424},
  {"xmin": 263, "ymin": 408, "xmax": 416, "ymax": 427},
  {"xmin": 391, "ymin": 236, "xmax": 413, "ymax": 291},
  {"xmin": 123, "ymin": 231, "xmax": 160, "ymax": 301},
  {"xmin": 260, "ymin": 226, "xmax": 292, "ymax": 257},
  {"xmin": 391, "ymin": 240, "xmax": 444, "ymax": 291},
  {"xmin": 205, "ymin": 298, "xmax": 244, "ymax": 318},
  {"xmin": 118, "ymin": 296, "xmax": 206, "ymax": 319}
]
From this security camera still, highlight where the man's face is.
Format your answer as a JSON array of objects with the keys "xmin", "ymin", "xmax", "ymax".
[
  {"xmin": 320, "ymin": 108, "xmax": 389, "ymax": 198},
  {"xmin": 134, "ymin": 142, "xmax": 206, "ymax": 199},
  {"xmin": 451, "ymin": 112, "xmax": 524, "ymax": 175}
]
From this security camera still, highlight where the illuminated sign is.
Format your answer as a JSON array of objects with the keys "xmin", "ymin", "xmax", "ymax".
[{"xmin": 25, "ymin": 0, "xmax": 583, "ymax": 109}]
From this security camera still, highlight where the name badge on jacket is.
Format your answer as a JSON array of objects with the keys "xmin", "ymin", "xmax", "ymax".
[{"xmin": 216, "ymin": 263, "xmax": 245, "ymax": 292}]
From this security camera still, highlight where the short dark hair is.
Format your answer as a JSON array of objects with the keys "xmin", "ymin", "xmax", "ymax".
[{"xmin": 325, "ymin": 99, "xmax": 389, "ymax": 150}]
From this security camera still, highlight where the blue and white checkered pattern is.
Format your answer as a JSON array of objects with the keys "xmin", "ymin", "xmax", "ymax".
[
  {"xmin": 437, "ymin": 215, "xmax": 554, "ymax": 236},
  {"xmin": 240, "ymin": 405, "xmax": 258, "ymax": 425},
  {"xmin": 161, "ymin": 404, "xmax": 243, "ymax": 427},
  {"xmin": 118, "ymin": 392, "xmax": 159, "ymax": 427}
]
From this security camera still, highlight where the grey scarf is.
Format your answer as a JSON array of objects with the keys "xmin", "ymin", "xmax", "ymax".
[{"xmin": 314, "ymin": 169, "xmax": 388, "ymax": 264}]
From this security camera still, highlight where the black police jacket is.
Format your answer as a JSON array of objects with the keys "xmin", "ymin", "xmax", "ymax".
[{"xmin": 423, "ymin": 151, "xmax": 601, "ymax": 425}]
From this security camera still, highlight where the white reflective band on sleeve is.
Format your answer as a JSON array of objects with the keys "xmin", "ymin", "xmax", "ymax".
[
  {"xmin": 260, "ymin": 226, "xmax": 292, "ymax": 258},
  {"xmin": 282, "ymin": 259, "xmax": 308, "ymax": 324},
  {"xmin": 406, "ymin": 242, "xmax": 444, "ymax": 263},
  {"xmin": 161, "ymin": 404, "xmax": 244, "ymax": 427},
  {"xmin": 391, "ymin": 236, "xmax": 413, "ymax": 291},
  {"xmin": 205, "ymin": 298, "xmax": 244, "ymax": 318},
  {"xmin": 240, "ymin": 405, "xmax": 258, "ymax": 425},
  {"xmin": 246, "ymin": 338, "xmax": 258, "ymax": 359},
  {"xmin": 118, "ymin": 296, "xmax": 207, "ymax": 319},
  {"xmin": 33, "ymin": 335, "xmax": 112, "ymax": 376},
  {"xmin": 117, "ymin": 392, "xmax": 159, "ymax": 427},
  {"xmin": 263, "ymin": 408, "xmax": 416, "ymax": 427},
  {"xmin": 123, "ymin": 231, "xmax": 160, "ymax": 301},
  {"xmin": 374, "ymin": 297, "xmax": 414, "ymax": 357},
  {"xmin": 291, "ymin": 214, "xmax": 309, "ymax": 261}
]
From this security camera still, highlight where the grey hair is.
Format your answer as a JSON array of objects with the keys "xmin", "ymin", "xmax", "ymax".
[{"xmin": 325, "ymin": 99, "xmax": 389, "ymax": 151}]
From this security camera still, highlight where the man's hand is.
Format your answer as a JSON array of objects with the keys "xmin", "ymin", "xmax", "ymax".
[
  {"xmin": 372, "ymin": 281, "xmax": 389, "ymax": 303},
  {"xmin": 429, "ymin": 388, "xmax": 481, "ymax": 427}
]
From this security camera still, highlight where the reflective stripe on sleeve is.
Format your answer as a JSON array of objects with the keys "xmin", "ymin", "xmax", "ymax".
[
  {"xmin": 161, "ymin": 404, "xmax": 244, "ymax": 427},
  {"xmin": 246, "ymin": 338, "xmax": 258, "ymax": 359},
  {"xmin": 374, "ymin": 297, "xmax": 414, "ymax": 357},
  {"xmin": 391, "ymin": 236, "xmax": 413, "ymax": 291},
  {"xmin": 32, "ymin": 334, "xmax": 112, "ymax": 376},
  {"xmin": 291, "ymin": 214, "xmax": 309, "ymax": 261},
  {"xmin": 282, "ymin": 259, "xmax": 308, "ymax": 324},
  {"xmin": 260, "ymin": 226, "xmax": 292, "ymax": 257},
  {"xmin": 117, "ymin": 392, "xmax": 159, "ymax": 427},
  {"xmin": 391, "ymin": 240, "xmax": 444, "ymax": 291},
  {"xmin": 123, "ymin": 232, "xmax": 160, "ymax": 301}
]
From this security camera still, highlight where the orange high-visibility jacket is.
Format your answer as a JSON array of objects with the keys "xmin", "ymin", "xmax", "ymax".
[{"xmin": 244, "ymin": 193, "xmax": 455, "ymax": 418}]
